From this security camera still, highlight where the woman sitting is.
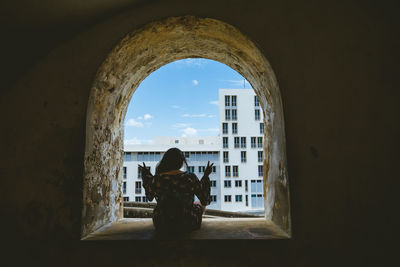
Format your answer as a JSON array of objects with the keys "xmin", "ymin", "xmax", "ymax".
[{"xmin": 138, "ymin": 148, "xmax": 213, "ymax": 233}]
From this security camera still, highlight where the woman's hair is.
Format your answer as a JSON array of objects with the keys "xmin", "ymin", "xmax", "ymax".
[{"xmin": 155, "ymin": 148, "xmax": 188, "ymax": 175}]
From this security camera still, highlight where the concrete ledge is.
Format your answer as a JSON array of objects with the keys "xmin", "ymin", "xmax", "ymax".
[
  {"xmin": 82, "ymin": 218, "xmax": 289, "ymax": 240},
  {"xmin": 123, "ymin": 202, "xmax": 263, "ymax": 218}
]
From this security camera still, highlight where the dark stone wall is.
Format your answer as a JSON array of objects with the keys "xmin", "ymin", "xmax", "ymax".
[{"xmin": 1, "ymin": 0, "xmax": 398, "ymax": 266}]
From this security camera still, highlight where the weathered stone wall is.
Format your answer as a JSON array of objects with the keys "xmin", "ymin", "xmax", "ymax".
[{"xmin": 1, "ymin": 0, "xmax": 398, "ymax": 265}]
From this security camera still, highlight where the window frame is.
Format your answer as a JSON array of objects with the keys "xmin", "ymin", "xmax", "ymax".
[
  {"xmin": 222, "ymin": 123, "xmax": 228, "ymax": 134},
  {"xmin": 241, "ymin": 151, "xmax": 247, "ymax": 163},
  {"xmin": 232, "ymin": 165, "xmax": 239, "ymax": 177},
  {"xmin": 255, "ymin": 109, "xmax": 260, "ymax": 120},
  {"xmin": 223, "ymin": 137, "xmax": 229, "ymax": 148},
  {"xmin": 232, "ymin": 123, "xmax": 238, "ymax": 134},
  {"xmin": 225, "ymin": 165, "xmax": 231, "ymax": 177}
]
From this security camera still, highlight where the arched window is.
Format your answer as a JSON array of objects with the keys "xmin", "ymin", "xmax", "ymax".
[{"xmin": 82, "ymin": 16, "xmax": 290, "ymax": 239}]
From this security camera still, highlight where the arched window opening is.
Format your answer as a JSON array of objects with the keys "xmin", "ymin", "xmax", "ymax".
[
  {"xmin": 122, "ymin": 58, "xmax": 266, "ymax": 218},
  {"xmin": 82, "ymin": 16, "xmax": 290, "ymax": 240}
]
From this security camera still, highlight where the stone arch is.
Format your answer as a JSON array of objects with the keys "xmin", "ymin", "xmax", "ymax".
[{"xmin": 82, "ymin": 16, "xmax": 290, "ymax": 238}]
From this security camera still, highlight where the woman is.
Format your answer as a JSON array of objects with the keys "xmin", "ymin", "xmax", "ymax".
[{"xmin": 138, "ymin": 148, "xmax": 213, "ymax": 233}]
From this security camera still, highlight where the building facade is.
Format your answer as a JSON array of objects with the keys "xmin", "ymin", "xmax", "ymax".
[
  {"xmin": 218, "ymin": 89, "xmax": 265, "ymax": 212},
  {"xmin": 123, "ymin": 136, "xmax": 221, "ymax": 210},
  {"xmin": 123, "ymin": 89, "xmax": 265, "ymax": 213}
]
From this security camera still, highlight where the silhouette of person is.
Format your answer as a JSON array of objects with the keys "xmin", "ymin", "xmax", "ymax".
[{"xmin": 138, "ymin": 148, "xmax": 213, "ymax": 233}]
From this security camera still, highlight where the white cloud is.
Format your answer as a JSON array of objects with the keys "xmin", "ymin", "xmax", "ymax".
[
  {"xmin": 143, "ymin": 114, "xmax": 153, "ymax": 120},
  {"xmin": 172, "ymin": 123, "xmax": 191, "ymax": 128},
  {"xmin": 208, "ymin": 115, "xmax": 216, "ymax": 118},
  {"xmin": 192, "ymin": 80, "xmax": 199, "ymax": 86},
  {"xmin": 182, "ymin": 113, "xmax": 207, "ymax": 118},
  {"xmin": 182, "ymin": 127, "xmax": 198, "ymax": 137},
  {"xmin": 124, "ymin": 137, "xmax": 153, "ymax": 145},
  {"xmin": 209, "ymin": 100, "xmax": 219, "ymax": 105},
  {"xmin": 171, "ymin": 105, "xmax": 181, "ymax": 109},
  {"xmin": 125, "ymin": 119, "xmax": 143, "ymax": 127},
  {"xmin": 137, "ymin": 116, "xmax": 143, "ymax": 120}
]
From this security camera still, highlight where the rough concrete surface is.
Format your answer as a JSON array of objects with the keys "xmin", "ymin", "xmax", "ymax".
[{"xmin": 83, "ymin": 218, "xmax": 289, "ymax": 240}]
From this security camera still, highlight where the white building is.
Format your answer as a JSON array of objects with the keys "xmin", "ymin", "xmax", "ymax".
[
  {"xmin": 123, "ymin": 89, "xmax": 265, "ymax": 213},
  {"xmin": 123, "ymin": 136, "xmax": 221, "ymax": 210},
  {"xmin": 218, "ymin": 89, "xmax": 265, "ymax": 213}
]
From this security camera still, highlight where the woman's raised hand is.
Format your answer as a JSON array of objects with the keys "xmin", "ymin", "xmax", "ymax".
[
  {"xmin": 204, "ymin": 161, "xmax": 214, "ymax": 177},
  {"xmin": 138, "ymin": 162, "xmax": 152, "ymax": 177}
]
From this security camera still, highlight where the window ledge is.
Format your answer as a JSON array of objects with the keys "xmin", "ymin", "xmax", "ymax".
[{"xmin": 82, "ymin": 218, "xmax": 290, "ymax": 240}]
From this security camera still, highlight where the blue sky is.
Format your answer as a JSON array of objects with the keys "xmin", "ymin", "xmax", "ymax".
[{"xmin": 124, "ymin": 58, "xmax": 251, "ymax": 144}]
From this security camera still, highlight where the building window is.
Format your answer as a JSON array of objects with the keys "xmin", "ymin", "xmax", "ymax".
[
  {"xmin": 223, "ymin": 137, "xmax": 228, "ymax": 148},
  {"xmin": 123, "ymin": 181, "xmax": 127, "ymax": 194},
  {"xmin": 135, "ymin": 181, "xmax": 142, "ymax": 194},
  {"xmin": 123, "ymin": 166, "xmax": 127, "ymax": 179},
  {"xmin": 241, "ymin": 151, "xmax": 247, "ymax": 163},
  {"xmin": 213, "ymin": 152, "xmax": 219, "ymax": 161},
  {"xmin": 199, "ymin": 139, "xmax": 204, "ymax": 144},
  {"xmin": 224, "ymin": 180, "xmax": 232, "ymax": 188},
  {"xmin": 198, "ymin": 166, "xmax": 205, "ymax": 173},
  {"xmin": 175, "ymin": 139, "xmax": 179, "ymax": 144},
  {"xmin": 251, "ymin": 137, "xmax": 256, "ymax": 148},
  {"xmin": 210, "ymin": 180, "xmax": 217, "ymax": 187},
  {"xmin": 142, "ymin": 196, "xmax": 149, "ymax": 203},
  {"xmin": 138, "ymin": 152, "xmax": 161, "ymax": 162},
  {"xmin": 240, "ymin": 137, "xmax": 246, "ymax": 148},
  {"xmin": 124, "ymin": 152, "xmax": 132, "ymax": 161},
  {"xmin": 225, "ymin": 165, "xmax": 231, "ymax": 177},
  {"xmin": 231, "ymin": 95, "xmax": 237, "ymax": 106},
  {"xmin": 233, "ymin": 165, "xmax": 239, "ymax": 177},
  {"xmin": 245, "ymin": 180, "xmax": 248, "ymax": 192},
  {"xmin": 225, "ymin": 109, "xmax": 231, "ymax": 120},
  {"xmin": 255, "ymin": 109, "xmax": 260, "ymax": 120},
  {"xmin": 251, "ymin": 194, "xmax": 264, "ymax": 208},
  {"xmin": 234, "ymin": 137, "xmax": 240, "ymax": 148},
  {"xmin": 260, "ymin": 122, "xmax": 264, "ymax": 134},
  {"xmin": 251, "ymin": 180, "xmax": 262, "ymax": 193},
  {"xmin": 258, "ymin": 165, "xmax": 263, "ymax": 177},
  {"xmin": 225, "ymin": 95, "xmax": 230, "ymax": 106},
  {"xmin": 254, "ymin": 95, "xmax": 259, "ymax": 107},
  {"xmin": 235, "ymin": 180, "xmax": 242, "ymax": 187},
  {"xmin": 138, "ymin": 166, "xmax": 150, "ymax": 178},
  {"xmin": 232, "ymin": 123, "xmax": 238, "ymax": 134},
  {"xmin": 232, "ymin": 109, "xmax": 237, "ymax": 120},
  {"xmin": 246, "ymin": 195, "xmax": 249, "ymax": 206},
  {"xmin": 257, "ymin": 137, "xmax": 263, "ymax": 148},
  {"xmin": 135, "ymin": 196, "xmax": 141, "ymax": 202},
  {"xmin": 212, "ymin": 166, "xmax": 216, "ymax": 173},
  {"xmin": 224, "ymin": 195, "xmax": 232, "ymax": 202},
  {"xmin": 235, "ymin": 195, "xmax": 243, "ymax": 202},
  {"xmin": 222, "ymin": 123, "xmax": 228, "ymax": 134},
  {"xmin": 258, "ymin": 151, "xmax": 263, "ymax": 162},
  {"xmin": 257, "ymin": 180, "xmax": 263, "ymax": 192},
  {"xmin": 251, "ymin": 180, "xmax": 257, "ymax": 192},
  {"xmin": 187, "ymin": 166, "xmax": 195, "ymax": 173},
  {"xmin": 123, "ymin": 196, "xmax": 129, "ymax": 202},
  {"xmin": 210, "ymin": 195, "xmax": 217, "ymax": 202},
  {"xmin": 223, "ymin": 151, "xmax": 229, "ymax": 163}
]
